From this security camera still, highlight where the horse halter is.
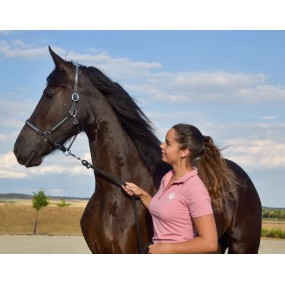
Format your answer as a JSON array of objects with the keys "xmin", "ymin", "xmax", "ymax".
[{"xmin": 25, "ymin": 64, "xmax": 81, "ymax": 153}]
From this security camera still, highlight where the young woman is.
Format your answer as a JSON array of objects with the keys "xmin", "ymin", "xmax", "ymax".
[{"xmin": 122, "ymin": 123, "xmax": 237, "ymax": 254}]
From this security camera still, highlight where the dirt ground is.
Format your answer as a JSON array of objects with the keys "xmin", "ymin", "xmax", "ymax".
[
  {"xmin": 0, "ymin": 235, "xmax": 91, "ymax": 254},
  {"xmin": 0, "ymin": 235, "xmax": 284, "ymax": 254}
]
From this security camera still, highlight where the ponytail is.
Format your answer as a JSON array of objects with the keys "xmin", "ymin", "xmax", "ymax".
[
  {"xmin": 172, "ymin": 123, "xmax": 237, "ymax": 213},
  {"xmin": 198, "ymin": 136, "xmax": 237, "ymax": 213}
]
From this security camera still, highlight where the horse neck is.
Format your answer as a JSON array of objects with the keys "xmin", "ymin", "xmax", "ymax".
[{"xmin": 84, "ymin": 95, "xmax": 151, "ymax": 188}]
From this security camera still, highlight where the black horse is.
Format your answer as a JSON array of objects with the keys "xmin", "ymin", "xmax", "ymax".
[{"xmin": 14, "ymin": 47, "xmax": 262, "ymax": 253}]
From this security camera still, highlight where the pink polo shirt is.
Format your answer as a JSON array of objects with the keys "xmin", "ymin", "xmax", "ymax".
[{"xmin": 149, "ymin": 168, "xmax": 213, "ymax": 243}]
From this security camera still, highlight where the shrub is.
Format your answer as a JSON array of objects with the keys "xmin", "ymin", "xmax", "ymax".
[
  {"xmin": 261, "ymin": 228, "xmax": 285, "ymax": 239},
  {"xmin": 56, "ymin": 199, "xmax": 71, "ymax": 208}
]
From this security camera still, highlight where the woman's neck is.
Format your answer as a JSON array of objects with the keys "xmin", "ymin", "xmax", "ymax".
[{"xmin": 172, "ymin": 165, "xmax": 193, "ymax": 180}]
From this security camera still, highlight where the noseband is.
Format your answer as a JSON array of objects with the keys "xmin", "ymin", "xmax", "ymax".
[{"xmin": 24, "ymin": 64, "xmax": 144, "ymax": 253}]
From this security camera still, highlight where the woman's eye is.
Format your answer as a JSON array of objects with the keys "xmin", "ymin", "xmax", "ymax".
[{"xmin": 45, "ymin": 93, "xmax": 53, "ymax": 101}]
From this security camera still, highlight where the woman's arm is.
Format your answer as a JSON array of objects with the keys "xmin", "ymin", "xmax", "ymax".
[
  {"xmin": 122, "ymin": 182, "xmax": 152, "ymax": 209},
  {"xmin": 148, "ymin": 214, "xmax": 218, "ymax": 254}
]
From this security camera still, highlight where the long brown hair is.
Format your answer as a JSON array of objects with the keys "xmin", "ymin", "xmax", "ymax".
[{"xmin": 172, "ymin": 123, "xmax": 237, "ymax": 213}]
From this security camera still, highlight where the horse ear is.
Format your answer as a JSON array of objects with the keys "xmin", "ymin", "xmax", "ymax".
[{"xmin": 48, "ymin": 46, "xmax": 66, "ymax": 68}]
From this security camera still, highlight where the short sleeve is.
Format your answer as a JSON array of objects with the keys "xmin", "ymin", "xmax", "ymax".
[{"xmin": 183, "ymin": 182, "xmax": 213, "ymax": 218}]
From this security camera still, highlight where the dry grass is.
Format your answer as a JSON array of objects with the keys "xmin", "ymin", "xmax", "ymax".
[
  {"xmin": 0, "ymin": 199, "xmax": 87, "ymax": 235},
  {"xmin": 262, "ymin": 220, "xmax": 285, "ymax": 230}
]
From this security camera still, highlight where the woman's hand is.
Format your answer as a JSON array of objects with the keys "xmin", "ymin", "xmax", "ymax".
[
  {"xmin": 122, "ymin": 182, "xmax": 144, "ymax": 197},
  {"xmin": 122, "ymin": 182, "xmax": 152, "ymax": 209},
  {"xmin": 148, "ymin": 243, "xmax": 171, "ymax": 254}
]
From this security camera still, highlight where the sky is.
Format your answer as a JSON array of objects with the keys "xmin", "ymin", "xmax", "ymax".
[{"xmin": 0, "ymin": 30, "xmax": 285, "ymax": 207}]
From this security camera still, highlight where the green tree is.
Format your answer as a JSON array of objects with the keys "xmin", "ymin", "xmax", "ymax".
[{"xmin": 32, "ymin": 189, "xmax": 50, "ymax": 235}]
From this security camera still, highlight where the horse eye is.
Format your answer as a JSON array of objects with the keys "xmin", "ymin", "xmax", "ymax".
[{"xmin": 45, "ymin": 93, "xmax": 53, "ymax": 101}]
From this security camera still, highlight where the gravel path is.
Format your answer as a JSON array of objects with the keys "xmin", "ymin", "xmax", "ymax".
[{"xmin": 0, "ymin": 235, "xmax": 284, "ymax": 254}]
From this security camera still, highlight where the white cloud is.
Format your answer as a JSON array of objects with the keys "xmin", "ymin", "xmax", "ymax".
[
  {"xmin": 0, "ymin": 41, "xmax": 161, "ymax": 80},
  {"xmin": 223, "ymin": 138, "xmax": 285, "ymax": 169},
  {"xmin": 129, "ymin": 71, "xmax": 285, "ymax": 104},
  {"xmin": 0, "ymin": 152, "xmax": 27, "ymax": 178},
  {"xmin": 236, "ymin": 84, "xmax": 285, "ymax": 103},
  {"xmin": 0, "ymin": 149, "xmax": 92, "ymax": 179},
  {"xmin": 57, "ymin": 49, "xmax": 162, "ymax": 80},
  {"xmin": 172, "ymin": 72, "xmax": 268, "ymax": 89},
  {"xmin": 0, "ymin": 40, "xmax": 48, "ymax": 59}
]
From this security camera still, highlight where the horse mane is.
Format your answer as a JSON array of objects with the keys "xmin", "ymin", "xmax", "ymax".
[{"xmin": 83, "ymin": 65, "xmax": 168, "ymax": 177}]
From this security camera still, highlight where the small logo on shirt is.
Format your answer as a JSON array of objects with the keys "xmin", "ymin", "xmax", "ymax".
[{"xmin": 168, "ymin": 192, "xmax": 176, "ymax": 200}]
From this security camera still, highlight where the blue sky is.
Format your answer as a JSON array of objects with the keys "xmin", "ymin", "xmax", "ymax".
[{"xmin": 1, "ymin": 30, "xmax": 285, "ymax": 207}]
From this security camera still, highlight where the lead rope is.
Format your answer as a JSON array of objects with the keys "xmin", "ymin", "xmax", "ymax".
[{"xmin": 131, "ymin": 196, "xmax": 144, "ymax": 254}]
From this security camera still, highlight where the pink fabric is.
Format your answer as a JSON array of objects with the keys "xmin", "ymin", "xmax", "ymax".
[{"xmin": 149, "ymin": 168, "xmax": 213, "ymax": 243}]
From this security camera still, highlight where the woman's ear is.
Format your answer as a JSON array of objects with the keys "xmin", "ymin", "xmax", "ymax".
[{"xmin": 180, "ymin": 148, "xmax": 190, "ymax": 159}]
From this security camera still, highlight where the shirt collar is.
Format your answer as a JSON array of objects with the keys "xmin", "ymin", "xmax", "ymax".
[{"xmin": 165, "ymin": 168, "xmax": 198, "ymax": 185}]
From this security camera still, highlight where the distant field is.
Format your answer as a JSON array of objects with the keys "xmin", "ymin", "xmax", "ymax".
[
  {"xmin": 262, "ymin": 219, "xmax": 285, "ymax": 230},
  {"xmin": 0, "ymin": 199, "xmax": 88, "ymax": 235},
  {"xmin": 0, "ymin": 198, "xmax": 88, "ymax": 208},
  {"xmin": 0, "ymin": 199, "xmax": 284, "ymax": 236}
]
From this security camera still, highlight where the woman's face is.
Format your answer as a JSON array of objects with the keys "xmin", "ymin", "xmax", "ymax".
[{"xmin": 160, "ymin": 128, "xmax": 181, "ymax": 166}]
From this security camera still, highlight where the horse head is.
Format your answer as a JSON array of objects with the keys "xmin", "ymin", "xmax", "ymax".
[{"xmin": 14, "ymin": 47, "xmax": 88, "ymax": 167}]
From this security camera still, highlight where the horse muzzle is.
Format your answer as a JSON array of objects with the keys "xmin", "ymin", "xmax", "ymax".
[{"xmin": 14, "ymin": 141, "xmax": 43, "ymax": 167}]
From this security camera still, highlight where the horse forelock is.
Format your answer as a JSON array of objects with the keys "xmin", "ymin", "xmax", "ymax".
[{"xmin": 46, "ymin": 68, "xmax": 68, "ymax": 87}]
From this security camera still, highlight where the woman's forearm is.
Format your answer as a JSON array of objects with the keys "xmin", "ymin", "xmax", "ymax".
[
  {"xmin": 139, "ymin": 191, "xmax": 152, "ymax": 209},
  {"xmin": 162, "ymin": 237, "xmax": 218, "ymax": 254}
]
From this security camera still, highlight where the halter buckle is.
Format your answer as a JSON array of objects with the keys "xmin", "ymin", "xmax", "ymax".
[{"xmin": 72, "ymin": 93, "xmax": 80, "ymax": 102}]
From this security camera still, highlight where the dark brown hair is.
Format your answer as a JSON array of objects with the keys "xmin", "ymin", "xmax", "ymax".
[{"xmin": 172, "ymin": 123, "xmax": 237, "ymax": 212}]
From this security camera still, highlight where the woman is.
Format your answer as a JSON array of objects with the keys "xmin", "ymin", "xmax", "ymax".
[{"xmin": 122, "ymin": 123, "xmax": 237, "ymax": 254}]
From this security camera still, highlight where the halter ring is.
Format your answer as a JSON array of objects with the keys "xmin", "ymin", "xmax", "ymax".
[{"xmin": 72, "ymin": 93, "xmax": 80, "ymax": 102}]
